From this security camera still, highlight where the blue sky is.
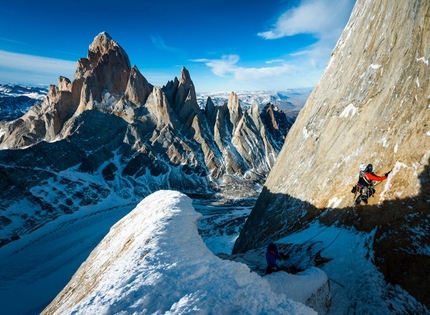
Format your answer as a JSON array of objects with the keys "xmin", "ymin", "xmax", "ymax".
[{"xmin": 0, "ymin": 0, "xmax": 355, "ymax": 93}]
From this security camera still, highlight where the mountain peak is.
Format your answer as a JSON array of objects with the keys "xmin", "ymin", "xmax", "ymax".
[
  {"xmin": 179, "ymin": 66, "xmax": 191, "ymax": 84},
  {"xmin": 0, "ymin": 31, "xmax": 291, "ymax": 248},
  {"xmin": 89, "ymin": 31, "xmax": 119, "ymax": 55},
  {"xmin": 98, "ymin": 31, "xmax": 112, "ymax": 40}
]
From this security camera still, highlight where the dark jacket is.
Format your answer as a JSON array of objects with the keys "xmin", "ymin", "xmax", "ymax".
[{"xmin": 266, "ymin": 243, "xmax": 281, "ymax": 269}]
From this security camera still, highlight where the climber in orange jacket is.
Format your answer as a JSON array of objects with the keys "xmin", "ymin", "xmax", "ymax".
[{"xmin": 353, "ymin": 163, "xmax": 389, "ymax": 205}]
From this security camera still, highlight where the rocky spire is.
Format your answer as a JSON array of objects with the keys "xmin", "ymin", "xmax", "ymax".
[
  {"xmin": 125, "ymin": 66, "xmax": 153, "ymax": 106},
  {"xmin": 204, "ymin": 96, "xmax": 217, "ymax": 130},
  {"xmin": 226, "ymin": 92, "xmax": 243, "ymax": 133},
  {"xmin": 172, "ymin": 67, "xmax": 200, "ymax": 131},
  {"xmin": 88, "ymin": 31, "xmax": 115, "ymax": 56},
  {"xmin": 74, "ymin": 31, "xmax": 131, "ymax": 114}
]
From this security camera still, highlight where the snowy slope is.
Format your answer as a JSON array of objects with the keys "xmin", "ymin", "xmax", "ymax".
[
  {"xmin": 0, "ymin": 84, "xmax": 47, "ymax": 120},
  {"xmin": 1, "ymin": 190, "xmax": 426, "ymax": 314},
  {"xmin": 277, "ymin": 223, "xmax": 428, "ymax": 314},
  {"xmin": 41, "ymin": 190, "xmax": 325, "ymax": 315},
  {"xmin": 0, "ymin": 200, "xmax": 135, "ymax": 315}
]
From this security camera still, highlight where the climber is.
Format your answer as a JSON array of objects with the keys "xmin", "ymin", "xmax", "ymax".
[
  {"xmin": 352, "ymin": 163, "xmax": 389, "ymax": 205},
  {"xmin": 265, "ymin": 242, "xmax": 302, "ymax": 275},
  {"xmin": 266, "ymin": 243, "xmax": 298, "ymax": 275},
  {"xmin": 265, "ymin": 242, "xmax": 282, "ymax": 274}
]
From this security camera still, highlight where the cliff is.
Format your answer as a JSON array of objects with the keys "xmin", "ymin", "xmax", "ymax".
[{"xmin": 234, "ymin": 0, "xmax": 430, "ymax": 308}]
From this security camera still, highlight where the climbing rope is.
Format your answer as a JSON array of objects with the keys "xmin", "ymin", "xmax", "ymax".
[{"xmin": 297, "ymin": 208, "xmax": 351, "ymax": 269}]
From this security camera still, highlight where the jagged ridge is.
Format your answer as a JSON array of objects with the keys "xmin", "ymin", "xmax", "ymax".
[{"xmin": 0, "ymin": 32, "xmax": 291, "ymax": 247}]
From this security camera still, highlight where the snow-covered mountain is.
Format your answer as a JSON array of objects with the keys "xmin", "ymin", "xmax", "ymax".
[
  {"xmin": 0, "ymin": 32, "xmax": 294, "ymax": 249},
  {"xmin": 196, "ymin": 89, "xmax": 310, "ymax": 119},
  {"xmin": 234, "ymin": 0, "xmax": 430, "ymax": 311},
  {"xmin": 0, "ymin": 84, "xmax": 306, "ymax": 122},
  {"xmin": 0, "ymin": 84, "xmax": 47, "ymax": 120}
]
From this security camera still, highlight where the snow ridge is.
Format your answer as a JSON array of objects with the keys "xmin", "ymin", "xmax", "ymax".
[{"xmin": 42, "ymin": 191, "xmax": 318, "ymax": 315}]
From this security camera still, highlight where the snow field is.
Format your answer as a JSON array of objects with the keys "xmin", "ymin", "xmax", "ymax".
[{"xmin": 277, "ymin": 221, "xmax": 427, "ymax": 314}]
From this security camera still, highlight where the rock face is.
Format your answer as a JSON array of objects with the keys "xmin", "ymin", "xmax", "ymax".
[
  {"xmin": 234, "ymin": 0, "xmax": 430, "ymax": 308},
  {"xmin": 0, "ymin": 32, "xmax": 290, "ymax": 247}
]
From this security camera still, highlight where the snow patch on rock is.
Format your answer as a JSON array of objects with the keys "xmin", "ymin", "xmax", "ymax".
[
  {"xmin": 339, "ymin": 103, "xmax": 358, "ymax": 118},
  {"xmin": 327, "ymin": 197, "xmax": 343, "ymax": 208},
  {"xmin": 369, "ymin": 64, "xmax": 382, "ymax": 69},
  {"xmin": 417, "ymin": 57, "xmax": 429, "ymax": 65},
  {"xmin": 379, "ymin": 162, "xmax": 408, "ymax": 201},
  {"xmin": 265, "ymin": 267, "xmax": 329, "ymax": 314}
]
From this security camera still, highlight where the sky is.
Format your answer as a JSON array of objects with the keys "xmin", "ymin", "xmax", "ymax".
[{"xmin": 0, "ymin": 0, "xmax": 356, "ymax": 93}]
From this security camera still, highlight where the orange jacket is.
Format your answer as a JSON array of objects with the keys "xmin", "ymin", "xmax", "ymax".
[{"xmin": 365, "ymin": 172, "xmax": 387, "ymax": 181}]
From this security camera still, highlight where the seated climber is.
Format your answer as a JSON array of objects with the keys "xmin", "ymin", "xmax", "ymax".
[
  {"xmin": 265, "ymin": 242, "xmax": 282, "ymax": 274},
  {"xmin": 266, "ymin": 242, "xmax": 304, "ymax": 275}
]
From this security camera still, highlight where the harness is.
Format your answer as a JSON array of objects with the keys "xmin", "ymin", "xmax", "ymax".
[{"xmin": 352, "ymin": 171, "xmax": 374, "ymax": 203}]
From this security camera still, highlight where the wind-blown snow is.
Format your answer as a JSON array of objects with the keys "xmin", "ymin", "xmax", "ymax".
[
  {"xmin": 41, "ymin": 190, "xmax": 318, "ymax": 315},
  {"xmin": 266, "ymin": 268, "xmax": 328, "ymax": 306},
  {"xmin": 327, "ymin": 197, "xmax": 343, "ymax": 208},
  {"xmin": 379, "ymin": 161, "xmax": 408, "ymax": 201}
]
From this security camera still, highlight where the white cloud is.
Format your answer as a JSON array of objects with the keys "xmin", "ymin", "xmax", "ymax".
[
  {"xmin": 0, "ymin": 50, "xmax": 76, "ymax": 85},
  {"xmin": 192, "ymin": 55, "xmax": 312, "ymax": 91},
  {"xmin": 193, "ymin": 55, "xmax": 240, "ymax": 77},
  {"xmin": 258, "ymin": 0, "xmax": 355, "ymax": 40},
  {"xmin": 0, "ymin": 50, "xmax": 76, "ymax": 75},
  {"xmin": 266, "ymin": 59, "xmax": 285, "ymax": 64},
  {"xmin": 193, "ymin": 55, "xmax": 292, "ymax": 80},
  {"xmin": 193, "ymin": 0, "xmax": 355, "ymax": 91}
]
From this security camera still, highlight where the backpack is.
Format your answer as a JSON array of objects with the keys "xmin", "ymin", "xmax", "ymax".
[{"xmin": 351, "ymin": 163, "xmax": 369, "ymax": 193}]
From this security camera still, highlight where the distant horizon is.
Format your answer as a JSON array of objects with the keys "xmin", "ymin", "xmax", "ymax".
[
  {"xmin": 0, "ymin": 0, "xmax": 355, "ymax": 93},
  {"xmin": 0, "ymin": 80, "xmax": 314, "ymax": 95}
]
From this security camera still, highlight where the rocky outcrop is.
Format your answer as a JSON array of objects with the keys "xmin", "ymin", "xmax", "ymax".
[
  {"xmin": 0, "ymin": 32, "xmax": 289, "ymax": 247},
  {"xmin": 261, "ymin": 103, "xmax": 293, "ymax": 142},
  {"xmin": 233, "ymin": 0, "xmax": 430, "ymax": 308}
]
